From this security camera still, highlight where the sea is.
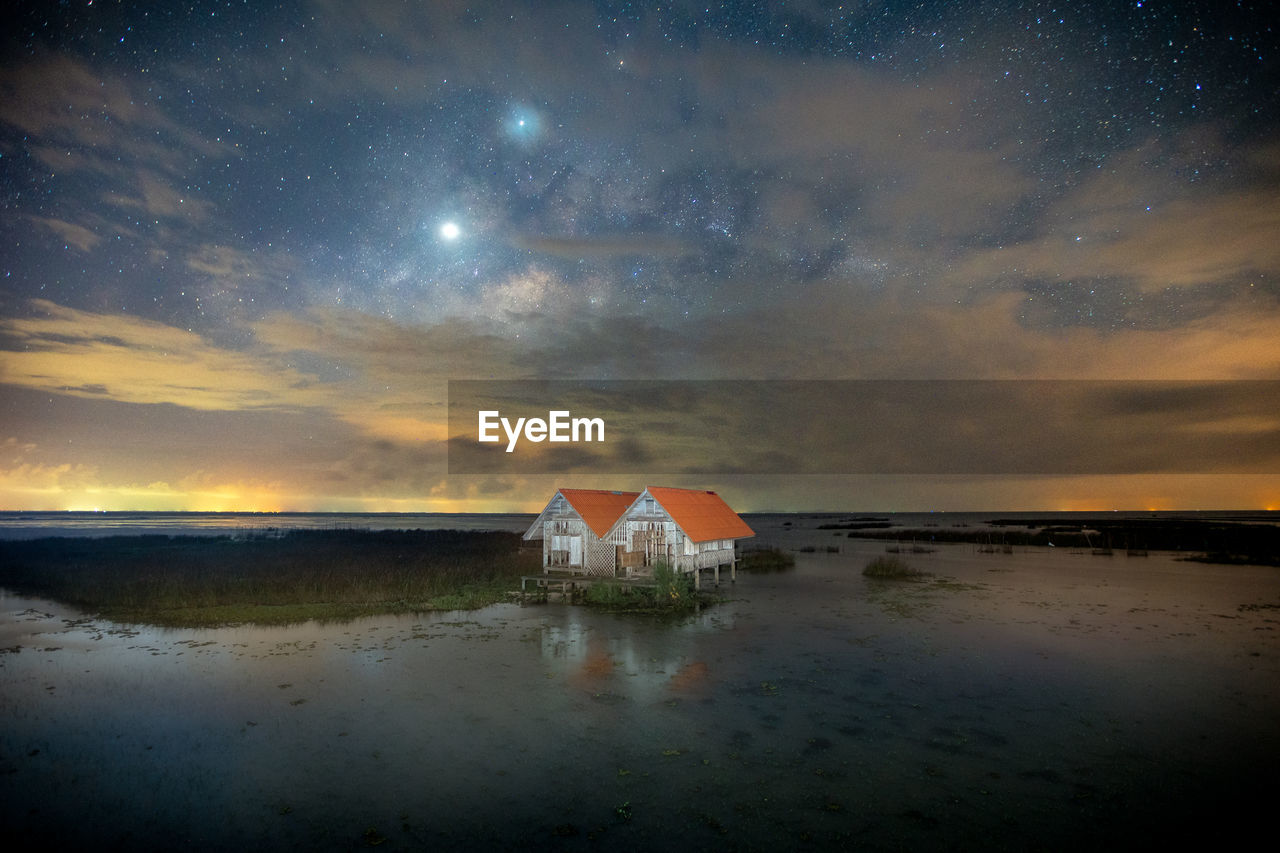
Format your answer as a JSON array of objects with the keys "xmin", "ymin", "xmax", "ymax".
[{"xmin": 0, "ymin": 509, "xmax": 1275, "ymax": 539}]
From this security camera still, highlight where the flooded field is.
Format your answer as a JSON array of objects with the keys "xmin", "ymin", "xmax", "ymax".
[{"xmin": 3, "ymin": 518, "xmax": 1278, "ymax": 850}]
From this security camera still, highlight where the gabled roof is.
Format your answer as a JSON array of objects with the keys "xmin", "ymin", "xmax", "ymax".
[
  {"xmin": 643, "ymin": 487, "xmax": 754, "ymax": 543},
  {"xmin": 561, "ymin": 488, "xmax": 641, "ymax": 537},
  {"xmin": 525, "ymin": 488, "xmax": 640, "ymax": 539}
]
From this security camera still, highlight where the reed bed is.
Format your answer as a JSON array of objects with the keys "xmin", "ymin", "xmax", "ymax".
[
  {"xmin": 862, "ymin": 555, "xmax": 923, "ymax": 579},
  {"xmin": 0, "ymin": 529, "xmax": 538, "ymax": 627},
  {"xmin": 848, "ymin": 517, "xmax": 1280, "ymax": 564},
  {"xmin": 737, "ymin": 547, "xmax": 796, "ymax": 572}
]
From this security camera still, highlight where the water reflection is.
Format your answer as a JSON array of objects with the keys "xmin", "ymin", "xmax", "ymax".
[{"xmin": 538, "ymin": 607, "xmax": 733, "ymax": 704}]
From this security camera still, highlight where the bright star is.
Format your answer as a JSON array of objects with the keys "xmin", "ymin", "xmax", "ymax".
[
  {"xmin": 506, "ymin": 107, "xmax": 542, "ymax": 142},
  {"xmin": 440, "ymin": 221, "xmax": 461, "ymax": 241}
]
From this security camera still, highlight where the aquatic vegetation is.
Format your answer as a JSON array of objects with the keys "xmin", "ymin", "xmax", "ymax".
[
  {"xmin": 0, "ymin": 529, "xmax": 538, "ymax": 627},
  {"xmin": 577, "ymin": 561, "xmax": 707, "ymax": 614},
  {"xmin": 653, "ymin": 561, "xmax": 692, "ymax": 602},
  {"xmin": 738, "ymin": 548, "xmax": 796, "ymax": 572},
  {"xmin": 583, "ymin": 581, "xmax": 631, "ymax": 607},
  {"xmin": 862, "ymin": 555, "xmax": 923, "ymax": 579},
  {"xmin": 850, "ymin": 517, "xmax": 1280, "ymax": 565}
]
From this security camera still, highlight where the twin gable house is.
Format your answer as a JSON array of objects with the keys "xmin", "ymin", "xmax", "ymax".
[{"xmin": 524, "ymin": 487, "xmax": 754, "ymax": 583}]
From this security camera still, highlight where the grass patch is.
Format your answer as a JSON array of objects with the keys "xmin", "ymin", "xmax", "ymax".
[
  {"xmin": 851, "ymin": 517, "xmax": 1280, "ymax": 565},
  {"xmin": 862, "ymin": 555, "xmax": 924, "ymax": 580},
  {"xmin": 738, "ymin": 547, "xmax": 796, "ymax": 572},
  {"xmin": 653, "ymin": 561, "xmax": 696, "ymax": 607},
  {"xmin": 0, "ymin": 529, "xmax": 538, "ymax": 627},
  {"xmin": 578, "ymin": 562, "xmax": 710, "ymax": 614},
  {"xmin": 583, "ymin": 581, "xmax": 632, "ymax": 608}
]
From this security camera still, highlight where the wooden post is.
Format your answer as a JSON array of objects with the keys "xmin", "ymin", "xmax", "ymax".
[
  {"xmin": 714, "ymin": 564, "xmax": 720, "ymax": 587},
  {"xmin": 731, "ymin": 554, "xmax": 736, "ymax": 583},
  {"xmin": 694, "ymin": 567, "xmax": 701, "ymax": 591}
]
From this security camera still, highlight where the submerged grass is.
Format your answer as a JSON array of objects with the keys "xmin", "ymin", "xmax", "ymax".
[
  {"xmin": 862, "ymin": 555, "xmax": 924, "ymax": 580},
  {"xmin": 738, "ymin": 547, "xmax": 796, "ymax": 573},
  {"xmin": 0, "ymin": 529, "xmax": 538, "ymax": 627}
]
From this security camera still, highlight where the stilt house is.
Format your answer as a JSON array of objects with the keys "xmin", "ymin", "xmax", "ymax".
[
  {"xmin": 525, "ymin": 486, "xmax": 755, "ymax": 581},
  {"xmin": 524, "ymin": 489, "xmax": 639, "ymax": 576},
  {"xmin": 606, "ymin": 487, "xmax": 754, "ymax": 577}
]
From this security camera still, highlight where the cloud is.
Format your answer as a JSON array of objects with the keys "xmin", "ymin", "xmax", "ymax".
[
  {"xmin": 0, "ymin": 54, "xmax": 229, "ymax": 160},
  {"xmin": 27, "ymin": 216, "xmax": 103, "ymax": 252},
  {"xmin": 0, "ymin": 437, "xmax": 101, "ymax": 500},
  {"xmin": 950, "ymin": 135, "xmax": 1280, "ymax": 295},
  {"xmin": 0, "ymin": 301, "xmax": 475, "ymax": 466},
  {"xmin": 105, "ymin": 171, "xmax": 216, "ymax": 223},
  {"xmin": 0, "ymin": 53, "xmax": 234, "ymax": 267},
  {"xmin": 0, "ymin": 300, "xmax": 325, "ymax": 411},
  {"xmin": 5, "ymin": 292, "xmax": 1278, "ymax": 511}
]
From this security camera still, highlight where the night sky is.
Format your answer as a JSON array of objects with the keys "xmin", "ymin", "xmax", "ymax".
[{"xmin": 1, "ymin": 1, "xmax": 1277, "ymax": 512}]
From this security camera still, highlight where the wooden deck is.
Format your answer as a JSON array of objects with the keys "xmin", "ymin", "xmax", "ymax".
[
  {"xmin": 520, "ymin": 573, "xmax": 655, "ymax": 594},
  {"xmin": 519, "ymin": 562, "xmax": 735, "ymax": 600}
]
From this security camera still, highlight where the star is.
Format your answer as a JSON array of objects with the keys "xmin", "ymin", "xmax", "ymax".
[
  {"xmin": 505, "ymin": 107, "xmax": 542, "ymax": 142},
  {"xmin": 439, "ymin": 222, "xmax": 461, "ymax": 241}
]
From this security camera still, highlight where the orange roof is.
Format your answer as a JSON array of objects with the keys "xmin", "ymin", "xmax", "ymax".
[
  {"xmin": 646, "ymin": 487, "xmax": 754, "ymax": 543},
  {"xmin": 559, "ymin": 488, "xmax": 641, "ymax": 537}
]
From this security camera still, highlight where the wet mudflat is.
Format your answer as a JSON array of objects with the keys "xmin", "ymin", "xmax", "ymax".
[{"xmin": 2, "ymin": 520, "xmax": 1278, "ymax": 851}]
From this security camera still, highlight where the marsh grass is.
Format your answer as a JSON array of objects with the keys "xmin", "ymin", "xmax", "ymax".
[
  {"xmin": 862, "ymin": 555, "xmax": 924, "ymax": 580},
  {"xmin": 579, "ymin": 562, "xmax": 705, "ymax": 613},
  {"xmin": 583, "ymin": 580, "xmax": 632, "ymax": 607},
  {"xmin": 737, "ymin": 547, "xmax": 796, "ymax": 573},
  {"xmin": 652, "ymin": 561, "xmax": 694, "ymax": 604},
  {"xmin": 850, "ymin": 517, "xmax": 1280, "ymax": 565},
  {"xmin": 0, "ymin": 529, "xmax": 537, "ymax": 627}
]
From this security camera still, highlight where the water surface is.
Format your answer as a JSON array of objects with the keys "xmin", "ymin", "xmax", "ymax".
[{"xmin": 2, "ymin": 519, "xmax": 1277, "ymax": 850}]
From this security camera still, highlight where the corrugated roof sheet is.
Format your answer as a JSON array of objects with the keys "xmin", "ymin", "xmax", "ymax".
[
  {"xmin": 559, "ymin": 488, "xmax": 641, "ymax": 537},
  {"xmin": 646, "ymin": 487, "xmax": 754, "ymax": 543}
]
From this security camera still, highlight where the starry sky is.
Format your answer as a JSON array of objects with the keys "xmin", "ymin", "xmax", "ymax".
[{"xmin": 1, "ymin": 0, "xmax": 1277, "ymax": 512}]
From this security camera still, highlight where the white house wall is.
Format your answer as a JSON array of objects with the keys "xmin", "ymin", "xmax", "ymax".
[
  {"xmin": 608, "ymin": 512, "xmax": 739, "ymax": 574},
  {"xmin": 543, "ymin": 516, "xmax": 590, "ymax": 570},
  {"xmin": 541, "ymin": 513, "xmax": 619, "ymax": 575}
]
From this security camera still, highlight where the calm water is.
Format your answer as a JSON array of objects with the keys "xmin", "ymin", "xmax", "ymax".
[
  {"xmin": 2, "ymin": 517, "xmax": 1278, "ymax": 850},
  {"xmin": 0, "ymin": 511, "xmax": 537, "ymax": 539},
  {"xmin": 2, "ymin": 508, "xmax": 1276, "ymax": 540}
]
